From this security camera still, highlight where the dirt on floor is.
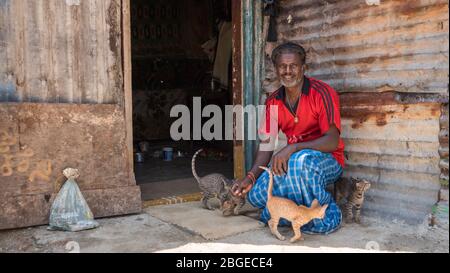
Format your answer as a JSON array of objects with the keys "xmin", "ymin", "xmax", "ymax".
[{"xmin": 0, "ymin": 198, "xmax": 448, "ymax": 253}]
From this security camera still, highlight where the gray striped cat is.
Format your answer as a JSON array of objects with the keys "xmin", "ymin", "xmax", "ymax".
[
  {"xmin": 192, "ymin": 149, "xmax": 233, "ymax": 211},
  {"xmin": 221, "ymin": 188, "xmax": 246, "ymax": 217},
  {"xmin": 336, "ymin": 177, "xmax": 371, "ymax": 224}
]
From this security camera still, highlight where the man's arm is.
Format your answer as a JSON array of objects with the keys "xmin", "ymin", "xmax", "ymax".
[
  {"xmin": 293, "ymin": 124, "xmax": 340, "ymax": 153},
  {"xmin": 247, "ymin": 149, "xmax": 274, "ymax": 182},
  {"xmin": 231, "ymin": 143, "xmax": 273, "ymax": 197},
  {"xmin": 271, "ymin": 124, "xmax": 340, "ymax": 176}
]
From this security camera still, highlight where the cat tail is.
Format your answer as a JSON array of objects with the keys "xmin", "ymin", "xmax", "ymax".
[
  {"xmin": 192, "ymin": 149, "xmax": 203, "ymax": 183},
  {"xmin": 259, "ymin": 166, "xmax": 273, "ymax": 200}
]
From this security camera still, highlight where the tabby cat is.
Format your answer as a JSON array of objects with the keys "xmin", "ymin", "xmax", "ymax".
[
  {"xmin": 336, "ymin": 177, "xmax": 371, "ymax": 224},
  {"xmin": 260, "ymin": 166, "xmax": 329, "ymax": 243},
  {"xmin": 192, "ymin": 149, "xmax": 235, "ymax": 211},
  {"xmin": 221, "ymin": 187, "xmax": 246, "ymax": 216}
]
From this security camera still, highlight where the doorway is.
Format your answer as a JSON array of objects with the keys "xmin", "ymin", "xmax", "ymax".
[{"xmin": 129, "ymin": 0, "xmax": 234, "ymax": 201}]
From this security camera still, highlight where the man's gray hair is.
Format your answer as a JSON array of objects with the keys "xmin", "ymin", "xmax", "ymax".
[{"xmin": 271, "ymin": 42, "xmax": 306, "ymax": 65}]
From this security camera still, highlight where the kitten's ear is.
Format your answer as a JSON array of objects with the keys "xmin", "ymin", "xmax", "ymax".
[
  {"xmin": 224, "ymin": 182, "xmax": 232, "ymax": 191},
  {"xmin": 351, "ymin": 177, "xmax": 358, "ymax": 187},
  {"xmin": 320, "ymin": 204, "xmax": 329, "ymax": 216},
  {"xmin": 223, "ymin": 178, "xmax": 232, "ymax": 188},
  {"xmin": 311, "ymin": 199, "xmax": 320, "ymax": 208}
]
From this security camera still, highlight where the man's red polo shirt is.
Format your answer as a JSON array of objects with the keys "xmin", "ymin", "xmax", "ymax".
[{"xmin": 260, "ymin": 76, "xmax": 345, "ymax": 167}]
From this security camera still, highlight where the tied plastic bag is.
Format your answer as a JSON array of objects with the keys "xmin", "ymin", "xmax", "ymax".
[{"xmin": 48, "ymin": 168, "xmax": 99, "ymax": 232}]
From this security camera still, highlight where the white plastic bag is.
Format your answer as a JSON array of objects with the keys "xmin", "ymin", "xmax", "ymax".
[{"xmin": 48, "ymin": 168, "xmax": 99, "ymax": 232}]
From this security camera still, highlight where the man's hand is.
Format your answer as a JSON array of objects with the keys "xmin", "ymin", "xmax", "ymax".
[
  {"xmin": 272, "ymin": 144, "xmax": 296, "ymax": 176},
  {"xmin": 231, "ymin": 177, "xmax": 253, "ymax": 197}
]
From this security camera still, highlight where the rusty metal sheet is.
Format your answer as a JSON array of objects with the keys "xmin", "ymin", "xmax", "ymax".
[
  {"xmin": 0, "ymin": 103, "xmax": 141, "ymax": 230},
  {"xmin": 270, "ymin": 0, "xmax": 449, "ymax": 95},
  {"xmin": 339, "ymin": 97, "xmax": 441, "ymax": 223},
  {"xmin": 0, "ymin": 0, "xmax": 123, "ymax": 103},
  {"xmin": 440, "ymin": 103, "xmax": 449, "ymax": 181}
]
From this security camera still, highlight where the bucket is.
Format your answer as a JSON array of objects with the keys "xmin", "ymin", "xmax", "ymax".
[
  {"xmin": 162, "ymin": 147, "xmax": 173, "ymax": 161},
  {"xmin": 135, "ymin": 152, "xmax": 144, "ymax": 163}
]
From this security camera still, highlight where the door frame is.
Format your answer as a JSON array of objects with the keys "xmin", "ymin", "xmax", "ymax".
[
  {"xmin": 242, "ymin": 0, "xmax": 264, "ymax": 173},
  {"xmin": 231, "ymin": 0, "xmax": 245, "ymax": 180},
  {"xmin": 122, "ymin": 0, "xmax": 135, "ymax": 184},
  {"xmin": 121, "ymin": 0, "xmax": 263, "ymax": 182}
]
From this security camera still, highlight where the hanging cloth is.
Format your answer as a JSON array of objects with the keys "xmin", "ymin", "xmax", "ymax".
[
  {"xmin": 264, "ymin": 0, "xmax": 278, "ymax": 42},
  {"xmin": 212, "ymin": 21, "xmax": 232, "ymax": 90}
]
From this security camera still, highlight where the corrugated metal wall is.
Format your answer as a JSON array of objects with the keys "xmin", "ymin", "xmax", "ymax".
[
  {"xmin": 274, "ymin": 0, "xmax": 448, "ymax": 95},
  {"xmin": 440, "ymin": 103, "xmax": 449, "ymax": 182},
  {"xmin": 266, "ymin": 0, "xmax": 449, "ymax": 223},
  {"xmin": 0, "ymin": 0, "xmax": 123, "ymax": 104}
]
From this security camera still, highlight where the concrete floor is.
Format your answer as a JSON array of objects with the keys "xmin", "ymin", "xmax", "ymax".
[
  {"xmin": 135, "ymin": 156, "xmax": 233, "ymax": 184},
  {"xmin": 137, "ymin": 158, "xmax": 233, "ymax": 201},
  {"xmin": 135, "ymin": 142, "xmax": 234, "ymax": 201},
  {"xmin": 0, "ymin": 199, "xmax": 448, "ymax": 253}
]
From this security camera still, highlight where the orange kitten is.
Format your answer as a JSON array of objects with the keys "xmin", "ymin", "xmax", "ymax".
[{"xmin": 259, "ymin": 166, "xmax": 329, "ymax": 243}]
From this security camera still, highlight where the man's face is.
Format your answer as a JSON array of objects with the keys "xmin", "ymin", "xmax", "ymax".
[{"xmin": 275, "ymin": 53, "xmax": 304, "ymax": 88}]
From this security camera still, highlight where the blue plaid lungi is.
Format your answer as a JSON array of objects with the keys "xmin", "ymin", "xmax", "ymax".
[{"xmin": 247, "ymin": 149, "xmax": 343, "ymax": 234}]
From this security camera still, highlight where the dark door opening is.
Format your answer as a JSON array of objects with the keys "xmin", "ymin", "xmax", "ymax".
[{"xmin": 130, "ymin": 0, "xmax": 234, "ymax": 201}]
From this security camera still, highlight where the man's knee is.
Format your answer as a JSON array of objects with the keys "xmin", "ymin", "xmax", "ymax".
[
  {"xmin": 246, "ymin": 186, "xmax": 260, "ymax": 208},
  {"xmin": 289, "ymin": 149, "xmax": 317, "ymax": 170}
]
